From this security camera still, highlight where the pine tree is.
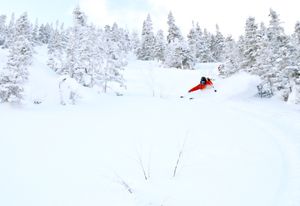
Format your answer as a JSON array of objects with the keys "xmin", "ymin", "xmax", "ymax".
[
  {"xmin": 220, "ymin": 36, "xmax": 242, "ymax": 77},
  {"xmin": 110, "ymin": 23, "xmax": 130, "ymax": 53},
  {"xmin": 265, "ymin": 9, "xmax": 291, "ymax": 100},
  {"xmin": 0, "ymin": 15, "xmax": 7, "ymax": 46},
  {"xmin": 202, "ymin": 29, "xmax": 214, "ymax": 62},
  {"xmin": 154, "ymin": 29, "xmax": 165, "ymax": 61},
  {"xmin": 195, "ymin": 24, "xmax": 209, "ymax": 62},
  {"xmin": 187, "ymin": 22, "xmax": 197, "ymax": 63},
  {"xmin": 47, "ymin": 21, "xmax": 66, "ymax": 74},
  {"xmin": 13, "ymin": 12, "xmax": 33, "ymax": 66},
  {"xmin": 254, "ymin": 22, "xmax": 274, "ymax": 97},
  {"xmin": 5, "ymin": 13, "xmax": 15, "ymax": 48},
  {"xmin": 167, "ymin": 11, "xmax": 183, "ymax": 43},
  {"xmin": 164, "ymin": 38, "xmax": 194, "ymax": 69},
  {"xmin": 129, "ymin": 31, "xmax": 140, "ymax": 54},
  {"xmin": 241, "ymin": 17, "xmax": 260, "ymax": 73},
  {"xmin": 0, "ymin": 12, "xmax": 33, "ymax": 103},
  {"xmin": 101, "ymin": 24, "xmax": 126, "ymax": 92},
  {"xmin": 32, "ymin": 19, "xmax": 40, "ymax": 45},
  {"xmin": 65, "ymin": 7, "xmax": 95, "ymax": 87},
  {"xmin": 211, "ymin": 24, "xmax": 225, "ymax": 62},
  {"xmin": 164, "ymin": 12, "xmax": 194, "ymax": 69},
  {"xmin": 254, "ymin": 10, "xmax": 294, "ymax": 100},
  {"xmin": 137, "ymin": 14, "xmax": 155, "ymax": 60},
  {"xmin": 286, "ymin": 66, "xmax": 300, "ymax": 104},
  {"xmin": 293, "ymin": 21, "xmax": 300, "ymax": 47},
  {"xmin": 284, "ymin": 22, "xmax": 300, "ymax": 103},
  {"xmin": 267, "ymin": 9, "xmax": 287, "ymax": 69},
  {"xmin": 90, "ymin": 27, "xmax": 105, "ymax": 89},
  {"xmin": 255, "ymin": 22, "xmax": 269, "ymax": 76},
  {"xmin": 291, "ymin": 22, "xmax": 300, "ymax": 66},
  {"xmin": 38, "ymin": 23, "xmax": 53, "ymax": 44},
  {"xmin": 188, "ymin": 23, "xmax": 211, "ymax": 63}
]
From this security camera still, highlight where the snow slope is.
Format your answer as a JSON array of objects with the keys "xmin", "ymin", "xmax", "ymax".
[{"xmin": 0, "ymin": 47, "xmax": 300, "ymax": 206}]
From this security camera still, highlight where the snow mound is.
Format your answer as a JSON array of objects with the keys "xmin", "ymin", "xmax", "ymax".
[{"xmin": 216, "ymin": 72, "xmax": 261, "ymax": 100}]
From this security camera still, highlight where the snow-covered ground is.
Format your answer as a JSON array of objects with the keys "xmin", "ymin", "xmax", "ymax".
[{"xmin": 0, "ymin": 47, "xmax": 300, "ymax": 206}]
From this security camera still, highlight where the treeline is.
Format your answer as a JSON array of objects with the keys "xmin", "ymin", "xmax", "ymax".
[
  {"xmin": 0, "ymin": 8, "xmax": 131, "ymax": 103},
  {"xmin": 0, "ymin": 8, "xmax": 299, "ymax": 104},
  {"xmin": 138, "ymin": 9, "xmax": 300, "ymax": 103}
]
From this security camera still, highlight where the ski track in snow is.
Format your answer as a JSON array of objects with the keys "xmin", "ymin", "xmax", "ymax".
[
  {"xmin": 0, "ymin": 48, "xmax": 300, "ymax": 206},
  {"xmin": 225, "ymin": 101, "xmax": 300, "ymax": 206}
]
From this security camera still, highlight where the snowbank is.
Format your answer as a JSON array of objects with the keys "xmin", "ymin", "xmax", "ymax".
[{"xmin": 216, "ymin": 71, "xmax": 261, "ymax": 100}]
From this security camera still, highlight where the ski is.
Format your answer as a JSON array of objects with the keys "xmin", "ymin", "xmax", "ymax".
[{"xmin": 179, "ymin": 95, "xmax": 194, "ymax": 100}]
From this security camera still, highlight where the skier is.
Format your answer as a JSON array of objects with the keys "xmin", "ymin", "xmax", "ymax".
[
  {"xmin": 188, "ymin": 77, "xmax": 216, "ymax": 93},
  {"xmin": 180, "ymin": 76, "xmax": 217, "ymax": 99},
  {"xmin": 205, "ymin": 77, "xmax": 214, "ymax": 87},
  {"xmin": 200, "ymin": 76, "xmax": 207, "ymax": 85}
]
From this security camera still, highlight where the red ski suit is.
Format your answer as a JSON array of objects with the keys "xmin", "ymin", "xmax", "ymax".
[{"xmin": 188, "ymin": 80, "xmax": 213, "ymax": 93}]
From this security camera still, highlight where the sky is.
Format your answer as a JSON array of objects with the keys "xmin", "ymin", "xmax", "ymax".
[{"xmin": 1, "ymin": 0, "xmax": 300, "ymax": 38}]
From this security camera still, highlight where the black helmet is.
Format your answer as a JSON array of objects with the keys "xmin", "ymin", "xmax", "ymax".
[{"xmin": 200, "ymin": 77, "xmax": 206, "ymax": 84}]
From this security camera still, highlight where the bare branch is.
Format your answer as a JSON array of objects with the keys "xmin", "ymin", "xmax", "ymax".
[
  {"xmin": 114, "ymin": 173, "xmax": 134, "ymax": 194},
  {"xmin": 147, "ymin": 149, "xmax": 152, "ymax": 180},
  {"xmin": 137, "ymin": 150, "xmax": 149, "ymax": 180},
  {"xmin": 120, "ymin": 179, "xmax": 134, "ymax": 194},
  {"xmin": 173, "ymin": 136, "xmax": 188, "ymax": 178}
]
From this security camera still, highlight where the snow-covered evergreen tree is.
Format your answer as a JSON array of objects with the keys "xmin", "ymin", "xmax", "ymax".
[
  {"xmin": 286, "ymin": 66, "xmax": 300, "ymax": 104},
  {"xmin": 255, "ymin": 22, "xmax": 269, "ymax": 76},
  {"xmin": 167, "ymin": 11, "xmax": 183, "ymax": 43},
  {"xmin": 220, "ymin": 36, "xmax": 242, "ymax": 77},
  {"xmin": 137, "ymin": 14, "xmax": 155, "ymax": 60},
  {"xmin": 4, "ymin": 13, "xmax": 15, "ymax": 48},
  {"xmin": 252, "ymin": 22, "xmax": 274, "ymax": 97},
  {"xmin": 164, "ymin": 12, "xmax": 194, "ymax": 69},
  {"xmin": 187, "ymin": 22, "xmax": 198, "ymax": 63},
  {"xmin": 293, "ymin": 22, "xmax": 300, "ymax": 43},
  {"xmin": 202, "ymin": 29, "xmax": 214, "ymax": 62},
  {"xmin": 47, "ymin": 21, "xmax": 66, "ymax": 74},
  {"xmin": 252, "ymin": 10, "xmax": 296, "ymax": 101},
  {"xmin": 195, "ymin": 24, "xmax": 209, "ymax": 62},
  {"xmin": 267, "ymin": 9, "xmax": 288, "ymax": 70},
  {"xmin": 211, "ymin": 24, "xmax": 225, "ymax": 62},
  {"xmin": 154, "ymin": 29, "xmax": 165, "ymax": 61},
  {"xmin": 12, "ymin": 12, "xmax": 33, "ymax": 66},
  {"xmin": 263, "ymin": 9, "xmax": 291, "ymax": 100},
  {"xmin": 65, "ymin": 7, "xmax": 95, "ymax": 87},
  {"xmin": 59, "ymin": 23, "xmax": 68, "ymax": 51},
  {"xmin": 241, "ymin": 17, "xmax": 260, "ymax": 73},
  {"xmin": 110, "ymin": 23, "xmax": 131, "ymax": 53},
  {"xmin": 283, "ymin": 22, "xmax": 300, "ymax": 103},
  {"xmin": 164, "ymin": 38, "xmax": 194, "ymax": 69},
  {"xmin": 291, "ymin": 22, "xmax": 300, "ymax": 66},
  {"xmin": 0, "ymin": 12, "xmax": 33, "ymax": 103},
  {"xmin": 88, "ymin": 27, "xmax": 105, "ymax": 89},
  {"xmin": 0, "ymin": 15, "xmax": 7, "ymax": 46},
  {"xmin": 38, "ymin": 23, "xmax": 53, "ymax": 44},
  {"xmin": 101, "ymin": 24, "xmax": 126, "ymax": 92},
  {"xmin": 32, "ymin": 19, "xmax": 40, "ymax": 45},
  {"xmin": 129, "ymin": 31, "xmax": 140, "ymax": 54},
  {"xmin": 188, "ymin": 23, "xmax": 211, "ymax": 63}
]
